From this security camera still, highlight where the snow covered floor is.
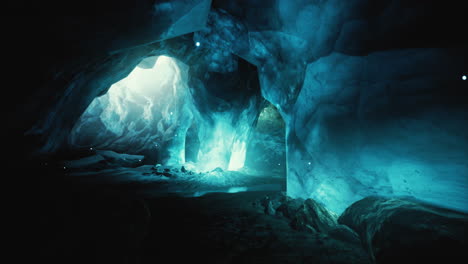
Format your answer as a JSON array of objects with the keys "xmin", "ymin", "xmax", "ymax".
[{"xmin": 68, "ymin": 163, "xmax": 285, "ymax": 198}]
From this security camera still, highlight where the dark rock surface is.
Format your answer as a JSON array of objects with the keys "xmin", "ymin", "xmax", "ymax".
[
  {"xmin": 39, "ymin": 187, "xmax": 370, "ymax": 264},
  {"xmin": 327, "ymin": 225, "xmax": 361, "ymax": 245},
  {"xmin": 339, "ymin": 196, "xmax": 468, "ymax": 263},
  {"xmin": 254, "ymin": 194, "xmax": 339, "ymax": 234}
]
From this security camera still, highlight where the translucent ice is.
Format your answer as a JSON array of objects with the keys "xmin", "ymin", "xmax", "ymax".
[{"xmin": 71, "ymin": 55, "xmax": 257, "ymax": 172}]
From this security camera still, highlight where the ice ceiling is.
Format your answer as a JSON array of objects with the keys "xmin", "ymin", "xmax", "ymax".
[
  {"xmin": 22, "ymin": 0, "xmax": 467, "ymax": 216},
  {"xmin": 70, "ymin": 55, "xmax": 257, "ymax": 172}
]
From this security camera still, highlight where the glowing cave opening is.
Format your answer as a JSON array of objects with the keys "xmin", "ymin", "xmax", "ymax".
[
  {"xmin": 228, "ymin": 140, "xmax": 247, "ymax": 171},
  {"xmin": 71, "ymin": 55, "xmax": 253, "ymax": 172},
  {"xmin": 70, "ymin": 55, "xmax": 188, "ymax": 161},
  {"xmin": 244, "ymin": 103, "xmax": 286, "ymax": 176}
]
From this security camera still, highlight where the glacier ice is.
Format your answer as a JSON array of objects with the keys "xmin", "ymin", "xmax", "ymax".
[
  {"xmin": 283, "ymin": 50, "xmax": 468, "ymax": 214},
  {"xmin": 70, "ymin": 55, "xmax": 191, "ymax": 162},
  {"xmin": 71, "ymin": 55, "xmax": 258, "ymax": 172},
  {"xmin": 193, "ymin": 100, "xmax": 258, "ymax": 172}
]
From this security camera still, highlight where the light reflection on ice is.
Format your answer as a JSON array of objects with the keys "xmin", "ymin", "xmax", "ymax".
[{"xmin": 72, "ymin": 55, "xmax": 256, "ymax": 173}]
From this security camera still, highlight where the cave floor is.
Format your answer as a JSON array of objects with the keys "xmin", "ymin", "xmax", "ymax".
[
  {"xmin": 39, "ymin": 163, "xmax": 370, "ymax": 264},
  {"xmin": 67, "ymin": 164, "xmax": 286, "ymax": 198}
]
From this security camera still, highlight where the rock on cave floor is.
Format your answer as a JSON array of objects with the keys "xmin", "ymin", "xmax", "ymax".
[
  {"xmin": 37, "ymin": 152, "xmax": 468, "ymax": 264},
  {"xmin": 40, "ymin": 188, "xmax": 371, "ymax": 264},
  {"xmin": 38, "ymin": 157, "xmax": 369, "ymax": 264}
]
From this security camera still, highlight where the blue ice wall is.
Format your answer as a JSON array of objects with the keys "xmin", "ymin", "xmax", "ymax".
[
  {"xmin": 209, "ymin": 0, "xmax": 468, "ymax": 214},
  {"xmin": 286, "ymin": 49, "xmax": 468, "ymax": 214}
]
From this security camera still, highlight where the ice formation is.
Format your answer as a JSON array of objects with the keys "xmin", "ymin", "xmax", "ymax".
[{"xmin": 71, "ymin": 55, "xmax": 257, "ymax": 172}]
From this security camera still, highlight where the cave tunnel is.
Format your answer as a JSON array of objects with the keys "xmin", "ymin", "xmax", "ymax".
[
  {"xmin": 68, "ymin": 52, "xmax": 286, "ymax": 192},
  {"xmin": 9, "ymin": 0, "xmax": 468, "ymax": 263}
]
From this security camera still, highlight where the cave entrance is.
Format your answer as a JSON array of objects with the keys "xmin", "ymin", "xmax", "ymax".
[
  {"xmin": 69, "ymin": 55, "xmax": 189, "ymax": 163},
  {"xmin": 245, "ymin": 103, "xmax": 286, "ymax": 177},
  {"xmin": 66, "ymin": 52, "xmax": 285, "ymax": 194},
  {"xmin": 69, "ymin": 54, "xmax": 276, "ymax": 176}
]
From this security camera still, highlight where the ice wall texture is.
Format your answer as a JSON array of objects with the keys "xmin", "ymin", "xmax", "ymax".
[
  {"xmin": 70, "ymin": 56, "xmax": 193, "ymax": 162},
  {"xmin": 208, "ymin": 0, "xmax": 467, "ymax": 213},
  {"xmin": 289, "ymin": 49, "xmax": 468, "ymax": 213},
  {"xmin": 272, "ymin": 1, "xmax": 467, "ymax": 213}
]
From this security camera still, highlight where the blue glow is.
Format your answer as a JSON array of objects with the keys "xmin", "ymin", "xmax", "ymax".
[
  {"xmin": 194, "ymin": 111, "xmax": 251, "ymax": 172},
  {"xmin": 227, "ymin": 187, "xmax": 248, "ymax": 193},
  {"xmin": 228, "ymin": 140, "xmax": 247, "ymax": 171},
  {"xmin": 195, "ymin": 41, "xmax": 201, "ymax": 47},
  {"xmin": 71, "ymin": 55, "xmax": 188, "ymax": 163},
  {"xmin": 73, "ymin": 55, "xmax": 254, "ymax": 172},
  {"xmin": 286, "ymin": 52, "xmax": 468, "ymax": 214}
]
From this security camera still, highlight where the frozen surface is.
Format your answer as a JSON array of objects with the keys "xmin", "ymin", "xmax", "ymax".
[
  {"xmin": 71, "ymin": 55, "xmax": 259, "ymax": 172},
  {"xmin": 198, "ymin": 1, "xmax": 468, "ymax": 214},
  {"xmin": 285, "ymin": 50, "xmax": 468, "ymax": 214}
]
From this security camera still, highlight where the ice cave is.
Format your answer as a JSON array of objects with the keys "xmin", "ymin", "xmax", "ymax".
[
  {"xmin": 11, "ymin": 0, "xmax": 468, "ymax": 263},
  {"xmin": 70, "ymin": 54, "xmax": 285, "ymax": 187}
]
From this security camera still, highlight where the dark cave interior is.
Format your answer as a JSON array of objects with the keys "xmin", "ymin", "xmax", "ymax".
[{"xmin": 7, "ymin": 0, "xmax": 468, "ymax": 263}]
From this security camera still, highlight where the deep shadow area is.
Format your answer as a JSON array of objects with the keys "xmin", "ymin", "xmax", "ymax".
[
  {"xmin": 37, "ymin": 156, "xmax": 467, "ymax": 264},
  {"xmin": 38, "ymin": 162, "xmax": 369, "ymax": 264}
]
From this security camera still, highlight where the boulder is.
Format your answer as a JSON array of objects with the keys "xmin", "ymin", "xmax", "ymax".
[
  {"xmin": 257, "ymin": 194, "xmax": 338, "ymax": 233},
  {"xmin": 338, "ymin": 196, "xmax": 468, "ymax": 263},
  {"xmin": 288, "ymin": 199, "xmax": 338, "ymax": 233},
  {"xmin": 327, "ymin": 224, "xmax": 361, "ymax": 244}
]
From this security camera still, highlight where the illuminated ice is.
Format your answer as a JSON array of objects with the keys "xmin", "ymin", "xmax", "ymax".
[
  {"xmin": 71, "ymin": 55, "xmax": 255, "ymax": 172},
  {"xmin": 194, "ymin": 105, "xmax": 255, "ymax": 172},
  {"xmin": 284, "ymin": 51, "xmax": 468, "ymax": 214},
  {"xmin": 227, "ymin": 187, "xmax": 248, "ymax": 193},
  {"xmin": 70, "ymin": 55, "xmax": 191, "ymax": 161},
  {"xmin": 228, "ymin": 140, "xmax": 247, "ymax": 171}
]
